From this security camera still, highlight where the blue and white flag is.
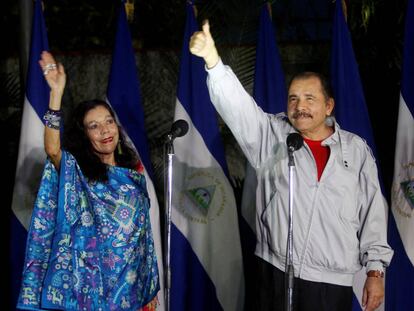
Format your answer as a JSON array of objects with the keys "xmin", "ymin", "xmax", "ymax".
[
  {"xmin": 242, "ymin": 3, "xmax": 287, "ymax": 233},
  {"xmin": 106, "ymin": 2, "xmax": 164, "ymax": 309},
  {"xmin": 240, "ymin": 6, "xmax": 286, "ymax": 306},
  {"xmin": 387, "ymin": 0, "xmax": 414, "ymax": 309},
  {"xmin": 330, "ymin": 1, "xmax": 385, "ymax": 310},
  {"xmin": 253, "ymin": 4, "xmax": 287, "ymax": 113},
  {"xmin": 10, "ymin": 0, "xmax": 50, "ymax": 307},
  {"xmin": 170, "ymin": 4, "xmax": 244, "ymax": 310}
]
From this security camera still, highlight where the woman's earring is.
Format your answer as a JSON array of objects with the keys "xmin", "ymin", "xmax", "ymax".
[{"xmin": 117, "ymin": 140, "xmax": 123, "ymax": 155}]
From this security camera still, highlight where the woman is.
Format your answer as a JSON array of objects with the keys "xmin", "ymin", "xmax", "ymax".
[{"xmin": 17, "ymin": 51, "xmax": 159, "ymax": 311}]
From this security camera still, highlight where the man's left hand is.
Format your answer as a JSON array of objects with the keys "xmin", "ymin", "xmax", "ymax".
[{"xmin": 362, "ymin": 276, "xmax": 384, "ymax": 311}]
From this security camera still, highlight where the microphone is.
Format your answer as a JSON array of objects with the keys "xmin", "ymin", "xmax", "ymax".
[
  {"xmin": 286, "ymin": 133, "xmax": 303, "ymax": 153},
  {"xmin": 165, "ymin": 119, "xmax": 189, "ymax": 142},
  {"xmin": 286, "ymin": 133, "xmax": 303, "ymax": 167}
]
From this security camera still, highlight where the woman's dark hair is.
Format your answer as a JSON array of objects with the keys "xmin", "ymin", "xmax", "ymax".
[{"xmin": 62, "ymin": 99, "xmax": 138, "ymax": 182}]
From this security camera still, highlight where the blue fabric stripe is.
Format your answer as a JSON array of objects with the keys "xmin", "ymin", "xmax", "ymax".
[
  {"xmin": 401, "ymin": 0, "xmax": 414, "ymax": 117},
  {"xmin": 107, "ymin": 3, "xmax": 153, "ymax": 178},
  {"xmin": 330, "ymin": 0, "xmax": 377, "ymax": 155},
  {"xmin": 10, "ymin": 213, "xmax": 28, "ymax": 310},
  {"xmin": 170, "ymin": 224, "xmax": 223, "ymax": 311},
  {"xmin": 176, "ymin": 4, "xmax": 229, "ymax": 175},
  {"xmin": 26, "ymin": 0, "xmax": 50, "ymax": 119},
  {"xmin": 351, "ymin": 296, "xmax": 362, "ymax": 311},
  {"xmin": 385, "ymin": 214, "xmax": 414, "ymax": 310},
  {"xmin": 253, "ymin": 4, "xmax": 286, "ymax": 114},
  {"xmin": 330, "ymin": 4, "xmax": 386, "ymax": 310}
]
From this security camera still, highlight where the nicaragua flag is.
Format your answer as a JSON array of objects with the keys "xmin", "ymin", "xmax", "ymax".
[
  {"xmin": 330, "ymin": 1, "xmax": 385, "ymax": 310},
  {"xmin": 242, "ymin": 2, "xmax": 287, "ymax": 234},
  {"xmin": 106, "ymin": 2, "xmax": 165, "ymax": 309},
  {"xmin": 386, "ymin": 0, "xmax": 414, "ymax": 309},
  {"xmin": 170, "ymin": 3, "xmax": 244, "ymax": 310},
  {"xmin": 10, "ymin": 0, "xmax": 50, "ymax": 308}
]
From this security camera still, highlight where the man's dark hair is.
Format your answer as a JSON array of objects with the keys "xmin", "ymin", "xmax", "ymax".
[
  {"xmin": 288, "ymin": 72, "xmax": 333, "ymax": 100},
  {"xmin": 62, "ymin": 99, "xmax": 138, "ymax": 182}
]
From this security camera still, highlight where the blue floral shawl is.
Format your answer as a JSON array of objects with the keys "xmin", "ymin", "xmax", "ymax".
[{"xmin": 17, "ymin": 151, "xmax": 159, "ymax": 310}]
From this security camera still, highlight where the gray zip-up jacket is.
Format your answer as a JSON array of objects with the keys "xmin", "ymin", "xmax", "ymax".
[{"xmin": 206, "ymin": 60, "xmax": 393, "ymax": 286}]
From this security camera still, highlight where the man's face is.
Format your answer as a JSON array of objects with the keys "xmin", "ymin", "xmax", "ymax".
[{"xmin": 287, "ymin": 76, "xmax": 334, "ymax": 139}]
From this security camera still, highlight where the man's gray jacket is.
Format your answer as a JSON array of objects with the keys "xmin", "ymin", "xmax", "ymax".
[{"xmin": 206, "ymin": 60, "xmax": 393, "ymax": 286}]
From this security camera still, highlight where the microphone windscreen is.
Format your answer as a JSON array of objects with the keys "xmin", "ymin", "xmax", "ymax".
[
  {"xmin": 171, "ymin": 119, "xmax": 189, "ymax": 138},
  {"xmin": 286, "ymin": 133, "xmax": 304, "ymax": 152}
]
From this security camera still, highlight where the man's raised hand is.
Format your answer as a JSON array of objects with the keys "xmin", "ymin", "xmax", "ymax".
[{"xmin": 189, "ymin": 20, "xmax": 219, "ymax": 68}]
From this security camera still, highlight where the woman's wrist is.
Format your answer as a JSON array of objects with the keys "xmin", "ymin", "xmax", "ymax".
[{"xmin": 49, "ymin": 91, "xmax": 63, "ymax": 110}]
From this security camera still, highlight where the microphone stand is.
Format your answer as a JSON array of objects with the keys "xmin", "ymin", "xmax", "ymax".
[
  {"xmin": 163, "ymin": 134, "xmax": 174, "ymax": 311},
  {"xmin": 162, "ymin": 119, "xmax": 189, "ymax": 311},
  {"xmin": 286, "ymin": 147, "xmax": 296, "ymax": 311}
]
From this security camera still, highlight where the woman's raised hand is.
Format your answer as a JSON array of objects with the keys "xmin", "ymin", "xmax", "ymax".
[{"xmin": 39, "ymin": 51, "xmax": 66, "ymax": 95}]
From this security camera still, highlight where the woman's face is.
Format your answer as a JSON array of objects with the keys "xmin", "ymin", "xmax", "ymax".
[{"xmin": 83, "ymin": 105, "xmax": 119, "ymax": 161}]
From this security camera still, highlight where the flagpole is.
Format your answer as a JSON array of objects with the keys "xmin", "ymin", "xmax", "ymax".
[{"xmin": 18, "ymin": 0, "xmax": 33, "ymax": 94}]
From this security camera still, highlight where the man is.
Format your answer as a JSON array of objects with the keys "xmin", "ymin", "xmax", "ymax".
[{"xmin": 189, "ymin": 21, "xmax": 393, "ymax": 311}]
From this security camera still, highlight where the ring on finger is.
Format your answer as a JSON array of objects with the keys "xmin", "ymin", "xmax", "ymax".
[
  {"xmin": 43, "ymin": 63, "xmax": 57, "ymax": 75},
  {"xmin": 45, "ymin": 63, "xmax": 57, "ymax": 70}
]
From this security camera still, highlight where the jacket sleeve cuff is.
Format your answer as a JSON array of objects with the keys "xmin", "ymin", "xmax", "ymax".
[
  {"xmin": 366, "ymin": 261, "xmax": 385, "ymax": 272},
  {"xmin": 205, "ymin": 58, "xmax": 226, "ymax": 81}
]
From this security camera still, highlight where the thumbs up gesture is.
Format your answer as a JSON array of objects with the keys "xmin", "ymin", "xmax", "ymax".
[{"xmin": 189, "ymin": 20, "xmax": 219, "ymax": 68}]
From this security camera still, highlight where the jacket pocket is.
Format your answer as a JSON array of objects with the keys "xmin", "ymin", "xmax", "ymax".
[
  {"xmin": 307, "ymin": 186, "xmax": 360, "ymax": 273},
  {"xmin": 260, "ymin": 189, "xmax": 288, "ymax": 257}
]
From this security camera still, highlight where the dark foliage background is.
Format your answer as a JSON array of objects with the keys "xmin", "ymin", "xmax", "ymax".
[{"xmin": 1, "ymin": 0, "xmax": 403, "ymax": 185}]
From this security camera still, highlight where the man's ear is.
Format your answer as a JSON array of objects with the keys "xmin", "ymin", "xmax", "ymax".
[{"xmin": 326, "ymin": 97, "xmax": 335, "ymax": 116}]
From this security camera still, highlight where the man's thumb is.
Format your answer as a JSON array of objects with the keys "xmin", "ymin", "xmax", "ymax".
[{"xmin": 202, "ymin": 20, "xmax": 211, "ymax": 37}]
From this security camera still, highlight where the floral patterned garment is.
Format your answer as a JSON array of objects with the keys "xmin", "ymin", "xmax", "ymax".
[{"xmin": 17, "ymin": 151, "xmax": 159, "ymax": 310}]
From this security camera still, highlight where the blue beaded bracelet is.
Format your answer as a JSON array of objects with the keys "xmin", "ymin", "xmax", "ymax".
[{"xmin": 43, "ymin": 109, "xmax": 62, "ymax": 130}]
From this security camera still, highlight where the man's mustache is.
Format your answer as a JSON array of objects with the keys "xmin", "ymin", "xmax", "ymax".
[{"xmin": 292, "ymin": 111, "xmax": 313, "ymax": 119}]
